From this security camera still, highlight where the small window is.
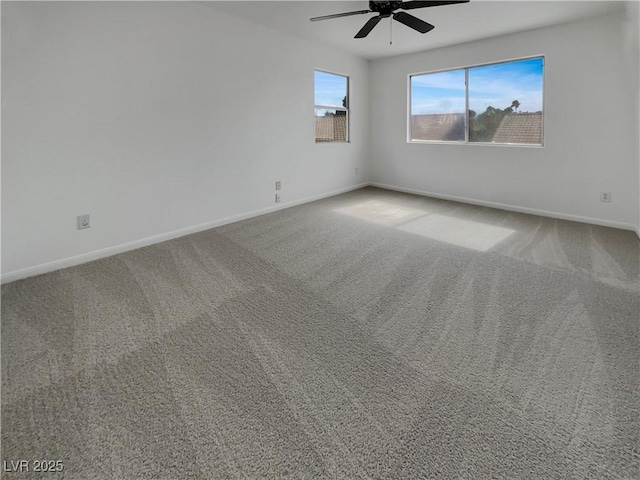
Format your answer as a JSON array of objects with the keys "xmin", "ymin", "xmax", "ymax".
[
  {"xmin": 410, "ymin": 56, "xmax": 544, "ymax": 146},
  {"xmin": 315, "ymin": 70, "xmax": 349, "ymax": 143}
]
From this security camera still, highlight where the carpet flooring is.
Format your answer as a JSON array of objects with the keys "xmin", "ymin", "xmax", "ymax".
[{"xmin": 2, "ymin": 187, "xmax": 639, "ymax": 479}]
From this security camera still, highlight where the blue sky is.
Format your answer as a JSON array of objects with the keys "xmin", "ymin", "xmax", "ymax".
[
  {"xmin": 411, "ymin": 57, "xmax": 543, "ymax": 115},
  {"xmin": 315, "ymin": 70, "xmax": 348, "ymax": 107}
]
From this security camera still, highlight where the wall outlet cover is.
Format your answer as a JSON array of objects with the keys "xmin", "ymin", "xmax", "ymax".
[{"xmin": 77, "ymin": 214, "xmax": 91, "ymax": 229}]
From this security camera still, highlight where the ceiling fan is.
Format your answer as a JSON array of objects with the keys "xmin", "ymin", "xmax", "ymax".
[{"xmin": 310, "ymin": 1, "xmax": 470, "ymax": 39}]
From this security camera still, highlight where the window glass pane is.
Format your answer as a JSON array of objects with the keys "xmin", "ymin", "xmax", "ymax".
[
  {"xmin": 410, "ymin": 69, "xmax": 466, "ymax": 142},
  {"xmin": 314, "ymin": 71, "xmax": 348, "ymax": 108},
  {"xmin": 315, "ymin": 109, "xmax": 347, "ymax": 142},
  {"xmin": 468, "ymin": 57, "xmax": 543, "ymax": 144}
]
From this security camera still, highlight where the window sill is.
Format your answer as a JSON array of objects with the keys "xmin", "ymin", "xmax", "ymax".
[{"xmin": 407, "ymin": 140, "xmax": 544, "ymax": 148}]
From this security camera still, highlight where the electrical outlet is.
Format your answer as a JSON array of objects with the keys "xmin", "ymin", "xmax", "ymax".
[
  {"xmin": 275, "ymin": 180, "xmax": 281, "ymax": 191},
  {"xmin": 600, "ymin": 192, "xmax": 611, "ymax": 202},
  {"xmin": 77, "ymin": 214, "xmax": 91, "ymax": 229},
  {"xmin": 275, "ymin": 193, "xmax": 281, "ymax": 203}
]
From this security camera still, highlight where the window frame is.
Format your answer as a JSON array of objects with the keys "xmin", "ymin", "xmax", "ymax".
[
  {"xmin": 314, "ymin": 69, "xmax": 350, "ymax": 143},
  {"xmin": 407, "ymin": 55, "xmax": 545, "ymax": 147}
]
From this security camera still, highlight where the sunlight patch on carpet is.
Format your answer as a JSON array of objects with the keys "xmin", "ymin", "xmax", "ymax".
[
  {"xmin": 397, "ymin": 214, "xmax": 515, "ymax": 252},
  {"xmin": 333, "ymin": 199, "xmax": 428, "ymax": 226}
]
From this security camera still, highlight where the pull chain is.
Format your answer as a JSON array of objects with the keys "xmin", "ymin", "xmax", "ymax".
[{"xmin": 389, "ymin": 16, "xmax": 393, "ymax": 45}]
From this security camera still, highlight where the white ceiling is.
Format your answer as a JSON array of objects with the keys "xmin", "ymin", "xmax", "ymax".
[{"xmin": 202, "ymin": 1, "xmax": 626, "ymax": 59}]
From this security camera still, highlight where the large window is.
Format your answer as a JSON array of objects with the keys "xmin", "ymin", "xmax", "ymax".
[
  {"xmin": 315, "ymin": 70, "xmax": 349, "ymax": 143},
  {"xmin": 410, "ymin": 57, "xmax": 544, "ymax": 145}
]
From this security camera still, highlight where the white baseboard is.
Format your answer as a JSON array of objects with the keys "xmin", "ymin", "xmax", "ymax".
[
  {"xmin": 3, "ymin": 181, "xmax": 637, "ymax": 284},
  {"xmin": 1, "ymin": 183, "xmax": 369, "ymax": 284},
  {"xmin": 369, "ymin": 182, "xmax": 639, "ymax": 233}
]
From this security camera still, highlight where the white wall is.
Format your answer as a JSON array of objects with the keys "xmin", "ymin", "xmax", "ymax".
[
  {"xmin": 1, "ymin": 2, "xmax": 370, "ymax": 280},
  {"xmin": 625, "ymin": 1, "xmax": 640, "ymax": 235},
  {"xmin": 369, "ymin": 11, "xmax": 639, "ymax": 231}
]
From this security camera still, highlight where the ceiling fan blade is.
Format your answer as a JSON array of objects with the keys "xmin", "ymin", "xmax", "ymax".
[
  {"xmin": 355, "ymin": 16, "xmax": 383, "ymax": 38},
  {"xmin": 310, "ymin": 10, "xmax": 371, "ymax": 22},
  {"xmin": 400, "ymin": 0, "xmax": 470, "ymax": 10},
  {"xmin": 393, "ymin": 11, "xmax": 434, "ymax": 33}
]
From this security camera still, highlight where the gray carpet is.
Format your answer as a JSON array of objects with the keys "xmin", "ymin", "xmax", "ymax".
[{"xmin": 2, "ymin": 186, "xmax": 639, "ymax": 479}]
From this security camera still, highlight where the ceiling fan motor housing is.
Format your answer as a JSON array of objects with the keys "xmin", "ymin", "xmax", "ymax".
[{"xmin": 370, "ymin": 1, "xmax": 404, "ymax": 15}]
